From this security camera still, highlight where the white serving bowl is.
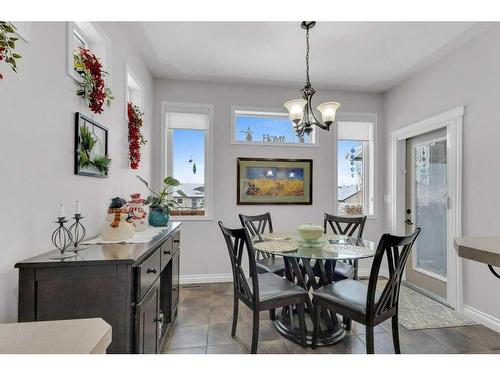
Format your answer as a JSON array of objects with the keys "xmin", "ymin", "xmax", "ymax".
[{"xmin": 297, "ymin": 224, "xmax": 324, "ymax": 241}]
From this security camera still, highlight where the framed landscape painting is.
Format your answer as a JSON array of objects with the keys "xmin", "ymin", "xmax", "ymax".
[{"xmin": 237, "ymin": 158, "xmax": 313, "ymax": 205}]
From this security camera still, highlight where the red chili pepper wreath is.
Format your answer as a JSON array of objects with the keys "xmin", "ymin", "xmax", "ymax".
[
  {"xmin": 128, "ymin": 102, "xmax": 147, "ymax": 170},
  {"xmin": 74, "ymin": 47, "xmax": 114, "ymax": 114}
]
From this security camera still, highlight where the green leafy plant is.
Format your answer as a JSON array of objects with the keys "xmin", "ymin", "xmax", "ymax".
[
  {"xmin": 136, "ymin": 175, "xmax": 186, "ymax": 214},
  {"xmin": 0, "ymin": 21, "xmax": 22, "ymax": 80},
  {"xmin": 78, "ymin": 124, "xmax": 111, "ymax": 175}
]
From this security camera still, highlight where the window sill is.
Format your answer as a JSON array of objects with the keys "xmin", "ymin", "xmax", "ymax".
[
  {"xmin": 170, "ymin": 215, "xmax": 214, "ymax": 222},
  {"xmin": 335, "ymin": 213, "xmax": 377, "ymax": 220},
  {"xmin": 230, "ymin": 140, "xmax": 319, "ymax": 148}
]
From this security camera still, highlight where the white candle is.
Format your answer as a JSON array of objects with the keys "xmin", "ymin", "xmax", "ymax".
[
  {"xmin": 75, "ymin": 201, "xmax": 81, "ymax": 215},
  {"xmin": 58, "ymin": 204, "xmax": 65, "ymax": 218}
]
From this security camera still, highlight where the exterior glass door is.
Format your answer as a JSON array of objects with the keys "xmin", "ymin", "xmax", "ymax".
[{"xmin": 405, "ymin": 128, "xmax": 447, "ymax": 298}]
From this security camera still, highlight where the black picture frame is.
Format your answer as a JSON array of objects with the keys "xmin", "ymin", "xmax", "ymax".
[
  {"xmin": 74, "ymin": 112, "xmax": 109, "ymax": 178},
  {"xmin": 237, "ymin": 157, "xmax": 313, "ymax": 205}
]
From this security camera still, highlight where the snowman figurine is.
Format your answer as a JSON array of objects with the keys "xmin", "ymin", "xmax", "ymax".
[
  {"xmin": 128, "ymin": 193, "xmax": 147, "ymax": 232},
  {"xmin": 101, "ymin": 197, "xmax": 135, "ymax": 241}
]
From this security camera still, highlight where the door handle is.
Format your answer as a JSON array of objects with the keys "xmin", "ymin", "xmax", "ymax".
[
  {"xmin": 405, "ymin": 219, "xmax": 414, "ymax": 225},
  {"xmin": 154, "ymin": 312, "xmax": 165, "ymax": 323},
  {"xmin": 146, "ymin": 268, "xmax": 157, "ymax": 274}
]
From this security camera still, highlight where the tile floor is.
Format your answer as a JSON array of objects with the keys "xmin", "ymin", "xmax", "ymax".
[{"xmin": 164, "ymin": 282, "xmax": 500, "ymax": 354}]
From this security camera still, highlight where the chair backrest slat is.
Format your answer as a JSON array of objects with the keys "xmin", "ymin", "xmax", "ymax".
[
  {"xmin": 239, "ymin": 213, "xmax": 274, "ymax": 259},
  {"xmin": 218, "ymin": 221, "xmax": 259, "ymax": 305},
  {"xmin": 367, "ymin": 228, "xmax": 421, "ymax": 320},
  {"xmin": 323, "ymin": 213, "xmax": 367, "ymax": 239}
]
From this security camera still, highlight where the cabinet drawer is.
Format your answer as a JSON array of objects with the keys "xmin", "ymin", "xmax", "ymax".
[
  {"xmin": 173, "ymin": 231, "xmax": 180, "ymax": 252},
  {"xmin": 160, "ymin": 238, "xmax": 173, "ymax": 271},
  {"xmin": 137, "ymin": 249, "xmax": 161, "ymax": 301}
]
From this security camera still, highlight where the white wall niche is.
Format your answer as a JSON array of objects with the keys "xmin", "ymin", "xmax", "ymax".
[
  {"xmin": 125, "ymin": 63, "xmax": 145, "ymax": 121},
  {"xmin": 67, "ymin": 22, "xmax": 112, "ymax": 86}
]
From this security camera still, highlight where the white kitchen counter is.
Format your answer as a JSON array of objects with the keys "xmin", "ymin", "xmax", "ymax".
[{"xmin": 0, "ymin": 318, "xmax": 112, "ymax": 354}]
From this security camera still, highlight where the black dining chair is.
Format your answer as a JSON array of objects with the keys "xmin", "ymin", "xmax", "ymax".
[
  {"xmin": 323, "ymin": 213, "xmax": 367, "ymax": 281},
  {"xmin": 218, "ymin": 221, "xmax": 308, "ymax": 354},
  {"xmin": 239, "ymin": 213, "xmax": 285, "ymax": 276},
  {"xmin": 311, "ymin": 228, "xmax": 421, "ymax": 354}
]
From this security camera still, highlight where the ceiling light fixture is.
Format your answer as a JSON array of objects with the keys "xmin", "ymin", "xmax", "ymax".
[{"xmin": 284, "ymin": 21, "xmax": 340, "ymax": 136}]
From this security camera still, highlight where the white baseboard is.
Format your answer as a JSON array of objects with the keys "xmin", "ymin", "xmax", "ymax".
[
  {"xmin": 180, "ymin": 267, "xmax": 389, "ymax": 285},
  {"xmin": 463, "ymin": 305, "xmax": 500, "ymax": 333},
  {"xmin": 180, "ymin": 273, "xmax": 233, "ymax": 285},
  {"xmin": 358, "ymin": 267, "xmax": 389, "ymax": 278}
]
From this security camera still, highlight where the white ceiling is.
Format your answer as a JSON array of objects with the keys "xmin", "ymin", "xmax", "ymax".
[{"xmin": 124, "ymin": 22, "xmax": 492, "ymax": 92}]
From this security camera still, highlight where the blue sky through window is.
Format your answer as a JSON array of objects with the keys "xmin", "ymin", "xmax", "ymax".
[
  {"xmin": 172, "ymin": 129, "xmax": 205, "ymax": 184},
  {"xmin": 338, "ymin": 140, "xmax": 362, "ymax": 186},
  {"xmin": 235, "ymin": 115, "xmax": 312, "ymax": 143}
]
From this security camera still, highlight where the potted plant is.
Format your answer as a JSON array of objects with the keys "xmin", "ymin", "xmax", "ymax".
[{"xmin": 136, "ymin": 175, "xmax": 185, "ymax": 227}]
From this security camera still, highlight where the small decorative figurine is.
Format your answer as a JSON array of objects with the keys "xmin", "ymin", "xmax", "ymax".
[
  {"xmin": 101, "ymin": 197, "xmax": 135, "ymax": 241},
  {"xmin": 128, "ymin": 193, "xmax": 147, "ymax": 232}
]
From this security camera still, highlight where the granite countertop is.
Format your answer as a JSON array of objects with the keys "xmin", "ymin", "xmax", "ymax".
[
  {"xmin": 454, "ymin": 236, "xmax": 500, "ymax": 267},
  {"xmin": 15, "ymin": 222, "xmax": 181, "ymax": 268},
  {"xmin": 0, "ymin": 318, "xmax": 111, "ymax": 354}
]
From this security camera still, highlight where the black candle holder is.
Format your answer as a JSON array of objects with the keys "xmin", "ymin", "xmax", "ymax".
[
  {"xmin": 50, "ymin": 217, "xmax": 75, "ymax": 260},
  {"xmin": 67, "ymin": 214, "xmax": 87, "ymax": 252}
]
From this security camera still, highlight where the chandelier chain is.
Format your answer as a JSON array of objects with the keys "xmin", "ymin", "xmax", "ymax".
[{"xmin": 305, "ymin": 26, "xmax": 310, "ymax": 87}]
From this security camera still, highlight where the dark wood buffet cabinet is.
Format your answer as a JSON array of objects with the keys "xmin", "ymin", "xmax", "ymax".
[{"xmin": 15, "ymin": 223, "xmax": 181, "ymax": 354}]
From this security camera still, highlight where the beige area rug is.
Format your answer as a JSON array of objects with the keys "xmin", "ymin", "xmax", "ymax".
[{"xmin": 374, "ymin": 280, "xmax": 475, "ymax": 330}]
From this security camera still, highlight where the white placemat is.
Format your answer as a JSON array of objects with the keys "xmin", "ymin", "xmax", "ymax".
[
  {"xmin": 82, "ymin": 226, "xmax": 166, "ymax": 245},
  {"xmin": 253, "ymin": 240, "xmax": 298, "ymax": 253}
]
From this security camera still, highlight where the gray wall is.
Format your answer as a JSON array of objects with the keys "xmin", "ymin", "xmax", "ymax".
[
  {"xmin": 0, "ymin": 22, "xmax": 154, "ymax": 322},
  {"xmin": 154, "ymin": 79, "xmax": 386, "ymax": 282},
  {"xmin": 384, "ymin": 24, "xmax": 500, "ymax": 322}
]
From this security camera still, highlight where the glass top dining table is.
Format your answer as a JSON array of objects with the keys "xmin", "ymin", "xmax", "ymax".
[
  {"xmin": 252, "ymin": 232, "xmax": 377, "ymax": 261},
  {"xmin": 251, "ymin": 231, "xmax": 378, "ymax": 347}
]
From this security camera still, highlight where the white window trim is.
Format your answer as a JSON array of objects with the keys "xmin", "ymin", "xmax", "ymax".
[
  {"xmin": 231, "ymin": 106, "xmax": 319, "ymax": 147},
  {"xmin": 160, "ymin": 101, "xmax": 214, "ymax": 221},
  {"xmin": 124, "ymin": 63, "xmax": 145, "ymax": 122},
  {"xmin": 67, "ymin": 22, "xmax": 112, "ymax": 86},
  {"xmin": 334, "ymin": 112, "xmax": 377, "ymax": 219}
]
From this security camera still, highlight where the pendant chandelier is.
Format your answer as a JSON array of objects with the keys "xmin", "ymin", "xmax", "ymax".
[{"xmin": 284, "ymin": 21, "xmax": 340, "ymax": 136}]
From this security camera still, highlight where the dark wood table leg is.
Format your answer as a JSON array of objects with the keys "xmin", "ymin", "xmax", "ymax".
[{"xmin": 273, "ymin": 257, "xmax": 346, "ymax": 347}]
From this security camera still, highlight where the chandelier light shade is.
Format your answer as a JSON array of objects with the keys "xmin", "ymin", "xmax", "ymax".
[
  {"xmin": 284, "ymin": 21, "xmax": 341, "ymax": 136},
  {"xmin": 284, "ymin": 99, "xmax": 307, "ymax": 125},
  {"xmin": 317, "ymin": 102, "xmax": 341, "ymax": 125}
]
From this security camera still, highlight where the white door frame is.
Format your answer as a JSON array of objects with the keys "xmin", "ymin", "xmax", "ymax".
[{"xmin": 390, "ymin": 106, "xmax": 464, "ymax": 312}]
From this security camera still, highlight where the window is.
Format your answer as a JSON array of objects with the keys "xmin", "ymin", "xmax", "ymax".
[
  {"xmin": 67, "ymin": 22, "xmax": 111, "ymax": 84},
  {"xmin": 336, "ymin": 114, "xmax": 375, "ymax": 216},
  {"xmin": 163, "ymin": 103, "xmax": 213, "ymax": 219},
  {"xmin": 232, "ymin": 107, "xmax": 317, "ymax": 146}
]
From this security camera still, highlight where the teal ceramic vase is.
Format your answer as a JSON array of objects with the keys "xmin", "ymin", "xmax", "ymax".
[{"xmin": 148, "ymin": 207, "xmax": 169, "ymax": 227}]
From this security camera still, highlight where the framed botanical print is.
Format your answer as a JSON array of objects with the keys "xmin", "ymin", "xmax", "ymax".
[
  {"xmin": 237, "ymin": 158, "xmax": 313, "ymax": 205},
  {"xmin": 74, "ymin": 112, "xmax": 111, "ymax": 178}
]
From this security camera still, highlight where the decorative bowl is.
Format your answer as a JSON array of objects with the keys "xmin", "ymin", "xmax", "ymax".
[{"xmin": 297, "ymin": 224, "xmax": 324, "ymax": 241}]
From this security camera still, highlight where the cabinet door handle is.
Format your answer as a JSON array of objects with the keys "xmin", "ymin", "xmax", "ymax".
[
  {"xmin": 163, "ymin": 250, "xmax": 171, "ymax": 255},
  {"xmin": 146, "ymin": 268, "xmax": 157, "ymax": 274},
  {"xmin": 154, "ymin": 312, "xmax": 164, "ymax": 323},
  {"xmin": 173, "ymin": 239, "xmax": 180, "ymax": 243}
]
